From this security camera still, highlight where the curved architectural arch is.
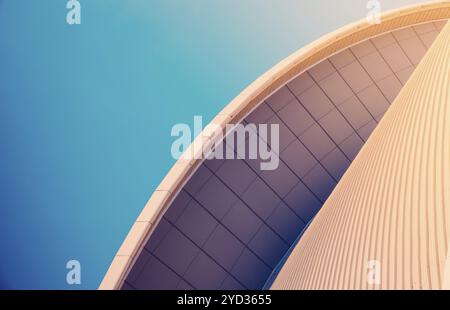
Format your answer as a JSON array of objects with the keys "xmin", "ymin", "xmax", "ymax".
[
  {"xmin": 272, "ymin": 20, "xmax": 450, "ymax": 290},
  {"xmin": 100, "ymin": 1, "xmax": 450, "ymax": 290}
]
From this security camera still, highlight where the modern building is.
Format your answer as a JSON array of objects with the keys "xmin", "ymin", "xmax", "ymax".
[
  {"xmin": 100, "ymin": 1, "xmax": 450, "ymax": 290},
  {"xmin": 273, "ymin": 10, "xmax": 450, "ymax": 290}
]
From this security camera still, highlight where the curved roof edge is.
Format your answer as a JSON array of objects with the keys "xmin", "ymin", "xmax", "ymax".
[{"xmin": 100, "ymin": 1, "xmax": 450, "ymax": 290}]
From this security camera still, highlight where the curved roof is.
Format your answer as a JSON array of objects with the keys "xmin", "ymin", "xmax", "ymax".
[
  {"xmin": 100, "ymin": 1, "xmax": 450, "ymax": 290},
  {"xmin": 272, "ymin": 20, "xmax": 450, "ymax": 289}
]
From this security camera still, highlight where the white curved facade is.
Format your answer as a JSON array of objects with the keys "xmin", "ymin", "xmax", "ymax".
[
  {"xmin": 272, "ymin": 19, "xmax": 450, "ymax": 290},
  {"xmin": 100, "ymin": 1, "xmax": 450, "ymax": 290}
]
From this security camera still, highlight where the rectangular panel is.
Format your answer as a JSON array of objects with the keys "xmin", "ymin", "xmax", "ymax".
[
  {"xmin": 222, "ymin": 200, "xmax": 263, "ymax": 244},
  {"xmin": 249, "ymin": 224, "xmax": 289, "ymax": 268}
]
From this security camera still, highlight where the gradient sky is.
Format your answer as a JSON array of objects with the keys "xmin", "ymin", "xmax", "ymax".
[{"xmin": 0, "ymin": 0, "xmax": 433, "ymax": 289}]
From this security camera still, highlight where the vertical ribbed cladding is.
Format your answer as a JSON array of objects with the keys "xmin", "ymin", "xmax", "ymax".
[{"xmin": 272, "ymin": 21, "xmax": 450, "ymax": 290}]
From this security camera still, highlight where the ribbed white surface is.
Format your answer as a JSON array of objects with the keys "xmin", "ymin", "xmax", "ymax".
[{"xmin": 273, "ymin": 21, "xmax": 450, "ymax": 290}]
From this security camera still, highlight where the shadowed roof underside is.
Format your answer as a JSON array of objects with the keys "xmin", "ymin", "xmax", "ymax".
[{"xmin": 100, "ymin": 1, "xmax": 450, "ymax": 290}]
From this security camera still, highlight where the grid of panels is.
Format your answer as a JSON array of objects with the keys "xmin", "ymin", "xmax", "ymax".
[{"xmin": 123, "ymin": 21, "xmax": 444, "ymax": 290}]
